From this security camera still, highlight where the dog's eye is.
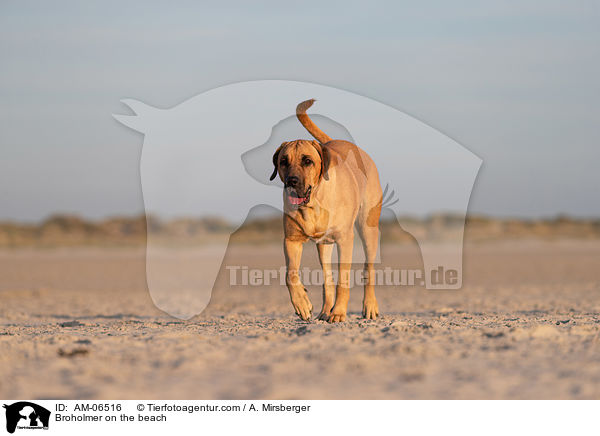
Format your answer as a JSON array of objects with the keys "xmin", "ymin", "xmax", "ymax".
[
  {"xmin": 280, "ymin": 158, "xmax": 288, "ymax": 166},
  {"xmin": 302, "ymin": 158, "xmax": 313, "ymax": 166}
]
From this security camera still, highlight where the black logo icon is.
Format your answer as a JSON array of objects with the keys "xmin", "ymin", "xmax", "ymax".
[{"xmin": 3, "ymin": 402, "xmax": 50, "ymax": 434}]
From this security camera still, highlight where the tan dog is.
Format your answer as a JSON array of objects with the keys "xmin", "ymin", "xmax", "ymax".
[{"xmin": 270, "ymin": 99, "xmax": 383, "ymax": 322}]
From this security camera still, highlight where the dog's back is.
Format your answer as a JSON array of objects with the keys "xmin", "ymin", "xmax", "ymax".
[{"xmin": 296, "ymin": 99, "xmax": 382, "ymax": 205}]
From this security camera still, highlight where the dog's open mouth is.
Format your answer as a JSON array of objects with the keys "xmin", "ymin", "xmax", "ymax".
[{"xmin": 287, "ymin": 186, "xmax": 311, "ymax": 206}]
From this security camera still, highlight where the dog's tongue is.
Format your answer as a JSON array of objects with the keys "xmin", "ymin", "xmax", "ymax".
[{"xmin": 288, "ymin": 196, "xmax": 306, "ymax": 205}]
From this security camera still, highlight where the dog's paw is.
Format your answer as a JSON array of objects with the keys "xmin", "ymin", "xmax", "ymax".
[
  {"xmin": 291, "ymin": 290, "xmax": 313, "ymax": 321},
  {"xmin": 317, "ymin": 308, "xmax": 332, "ymax": 321},
  {"xmin": 362, "ymin": 298, "xmax": 379, "ymax": 320},
  {"xmin": 327, "ymin": 307, "xmax": 347, "ymax": 323}
]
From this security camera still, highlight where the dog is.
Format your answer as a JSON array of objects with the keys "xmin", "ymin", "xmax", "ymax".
[{"xmin": 270, "ymin": 99, "xmax": 383, "ymax": 322}]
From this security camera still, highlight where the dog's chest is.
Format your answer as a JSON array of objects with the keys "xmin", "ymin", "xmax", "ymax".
[
  {"xmin": 286, "ymin": 207, "xmax": 336, "ymax": 243},
  {"xmin": 309, "ymin": 229, "xmax": 335, "ymax": 244}
]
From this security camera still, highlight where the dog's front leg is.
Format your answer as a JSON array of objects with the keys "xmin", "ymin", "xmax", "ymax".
[
  {"xmin": 284, "ymin": 238, "xmax": 313, "ymax": 320},
  {"xmin": 317, "ymin": 243, "xmax": 335, "ymax": 320},
  {"xmin": 328, "ymin": 235, "xmax": 354, "ymax": 323}
]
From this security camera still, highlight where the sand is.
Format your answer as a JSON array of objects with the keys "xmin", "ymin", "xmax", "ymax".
[{"xmin": 1, "ymin": 239, "xmax": 600, "ymax": 399}]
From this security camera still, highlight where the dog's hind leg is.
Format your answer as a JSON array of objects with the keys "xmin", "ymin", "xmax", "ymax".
[
  {"xmin": 357, "ymin": 201, "xmax": 381, "ymax": 319},
  {"xmin": 328, "ymin": 235, "xmax": 354, "ymax": 323},
  {"xmin": 317, "ymin": 243, "xmax": 335, "ymax": 320}
]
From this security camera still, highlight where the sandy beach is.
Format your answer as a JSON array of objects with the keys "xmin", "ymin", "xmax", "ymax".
[{"xmin": 1, "ymin": 238, "xmax": 599, "ymax": 400}]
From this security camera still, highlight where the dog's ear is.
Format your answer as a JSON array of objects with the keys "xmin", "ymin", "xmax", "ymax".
[
  {"xmin": 270, "ymin": 143, "xmax": 285, "ymax": 181},
  {"xmin": 321, "ymin": 146, "xmax": 330, "ymax": 181},
  {"xmin": 311, "ymin": 140, "xmax": 330, "ymax": 181}
]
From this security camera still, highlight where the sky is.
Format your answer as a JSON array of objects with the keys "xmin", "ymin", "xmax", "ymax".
[{"xmin": 1, "ymin": 1, "xmax": 599, "ymax": 222}]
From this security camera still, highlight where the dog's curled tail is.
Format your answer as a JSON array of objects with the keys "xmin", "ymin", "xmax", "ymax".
[{"xmin": 296, "ymin": 99, "xmax": 332, "ymax": 144}]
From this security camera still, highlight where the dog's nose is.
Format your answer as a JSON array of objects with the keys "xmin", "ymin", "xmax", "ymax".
[{"xmin": 285, "ymin": 176, "xmax": 299, "ymax": 188}]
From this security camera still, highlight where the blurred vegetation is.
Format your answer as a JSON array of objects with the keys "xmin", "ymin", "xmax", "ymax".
[{"xmin": 1, "ymin": 213, "xmax": 599, "ymax": 248}]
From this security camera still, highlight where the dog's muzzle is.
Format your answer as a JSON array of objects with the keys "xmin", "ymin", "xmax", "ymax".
[{"xmin": 286, "ymin": 185, "xmax": 312, "ymax": 206}]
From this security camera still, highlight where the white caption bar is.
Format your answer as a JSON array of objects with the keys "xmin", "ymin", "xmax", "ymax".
[{"xmin": 1, "ymin": 400, "xmax": 596, "ymax": 435}]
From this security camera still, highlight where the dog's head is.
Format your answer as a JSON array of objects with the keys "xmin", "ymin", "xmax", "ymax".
[{"xmin": 270, "ymin": 139, "xmax": 330, "ymax": 207}]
